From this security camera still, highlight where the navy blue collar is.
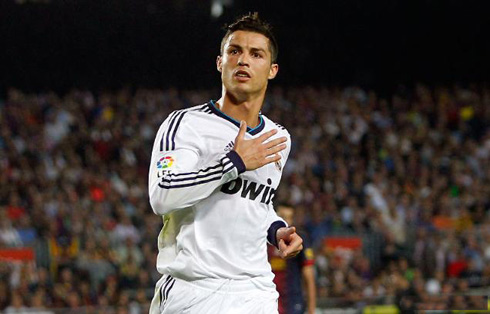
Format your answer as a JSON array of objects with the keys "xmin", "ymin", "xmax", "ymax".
[{"xmin": 208, "ymin": 100, "xmax": 265, "ymax": 135}]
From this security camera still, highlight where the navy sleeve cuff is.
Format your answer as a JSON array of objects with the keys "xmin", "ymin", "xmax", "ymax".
[
  {"xmin": 267, "ymin": 220, "xmax": 287, "ymax": 248},
  {"xmin": 226, "ymin": 151, "xmax": 246, "ymax": 174}
]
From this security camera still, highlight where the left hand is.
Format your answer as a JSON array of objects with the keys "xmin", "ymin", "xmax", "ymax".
[{"xmin": 276, "ymin": 226, "xmax": 303, "ymax": 259}]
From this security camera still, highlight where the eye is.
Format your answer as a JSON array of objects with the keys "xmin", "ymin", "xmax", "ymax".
[
  {"xmin": 252, "ymin": 52, "xmax": 263, "ymax": 58},
  {"xmin": 229, "ymin": 48, "xmax": 239, "ymax": 55}
]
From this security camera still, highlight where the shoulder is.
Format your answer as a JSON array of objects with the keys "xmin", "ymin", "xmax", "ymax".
[
  {"xmin": 261, "ymin": 115, "xmax": 290, "ymax": 139},
  {"xmin": 158, "ymin": 103, "xmax": 212, "ymax": 131},
  {"xmin": 167, "ymin": 103, "xmax": 211, "ymax": 123},
  {"xmin": 157, "ymin": 103, "xmax": 212, "ymax": 151}
]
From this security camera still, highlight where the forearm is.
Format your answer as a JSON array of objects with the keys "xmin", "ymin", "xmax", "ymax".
[
  {"xmin": 149, "ymin": 151, "xmax": 245, "ymax": 215},
  {"xmin": 265, "ymin": 205, "xmax": 287, "ymax": 248}
]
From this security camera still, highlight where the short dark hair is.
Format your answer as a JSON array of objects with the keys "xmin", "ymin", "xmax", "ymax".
[{"xmin": 220, "ymin": 12, "xmax": 278, "ymax": 63}]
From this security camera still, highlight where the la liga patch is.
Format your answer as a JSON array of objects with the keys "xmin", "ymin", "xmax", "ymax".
[{"xmin": 157, "ymin": 156, "xmax": 174, "ymax": 169}]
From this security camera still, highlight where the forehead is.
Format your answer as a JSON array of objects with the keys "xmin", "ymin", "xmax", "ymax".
[{"xmin": 224, "ymin": 30, "xmax": 270, "ymax": 51}]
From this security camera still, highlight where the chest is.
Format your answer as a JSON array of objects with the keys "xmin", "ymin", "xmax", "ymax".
[{"xmin": 196, "ymin": 121, "xmax": 285, "ymax": 189}]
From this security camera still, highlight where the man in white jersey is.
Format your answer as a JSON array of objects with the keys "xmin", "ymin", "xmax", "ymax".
[{"xmin": 148, "ymin": 12, "xmax": 303, "ymax": 314}]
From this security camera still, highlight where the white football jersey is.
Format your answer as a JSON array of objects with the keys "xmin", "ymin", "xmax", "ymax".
[{"xmin": 148, "ymin": 101, "xmax": 291, "ymax": 291}]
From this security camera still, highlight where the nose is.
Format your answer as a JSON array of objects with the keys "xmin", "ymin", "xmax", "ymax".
[{"xmin": 237, "ymin": 54, "xmax": 249, "ymax": 66}]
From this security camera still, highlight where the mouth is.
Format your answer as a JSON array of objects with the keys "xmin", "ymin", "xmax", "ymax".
[{"xmin": 234, "ymin": 70, "xmax": 251, "ymax": 81}]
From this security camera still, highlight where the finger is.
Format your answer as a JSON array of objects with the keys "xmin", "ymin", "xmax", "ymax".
[
  {"xmin": 292, "ymin": 244, "xmax": 304, "ymax": 256},
  {"xmin": 280, "ymin": 226, "xmax": 295, "ymax": 237},
  {"xmin": 264, "ymin": 136, "xmax": 287, "ymax": 149},
  {"xmin": 277, "ymin": 226, "xmax": 296, "ymax": 242},
  {"xmin": 288, "ymin": 233, "xmax": 302, "ymax": 247},
  {"xmin": 257, "ymin": 128, "xmax": 278, "ymax": 143},
  {"xmin": 283, "ymin": 239, "xmax": 303, "ymax": 258},
  {"xmin": 262, "ymin": 153, "xmax": 282, "ymax": 166},
  {"xmin": 284, "ymin": 246, "xmax": 303, "ymax": 259},
  {"xmin": 266, "ymin": 144, "xmax": 287, "ymax": 156},
  {"xmin": 235, "ymin": 120, "xmax": 247, "ymax": 142},
  {"xmin": 278, "ymin": 239, "xmax": 287, "ymax": 252}
]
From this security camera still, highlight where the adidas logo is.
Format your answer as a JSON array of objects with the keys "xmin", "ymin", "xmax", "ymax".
[{"xmin": 224, "ymin": 141, "xmax": 235, "ymax": 152}]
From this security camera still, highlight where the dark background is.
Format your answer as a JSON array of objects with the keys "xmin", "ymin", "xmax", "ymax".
[{"xmin": 1, "ymin": 0, "xmax": 489, "ymax": 97}]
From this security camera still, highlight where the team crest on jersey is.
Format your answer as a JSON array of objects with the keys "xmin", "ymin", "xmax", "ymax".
[{"xmin": 157, "ymin": 156, "xmax": 174, "ymax": 169}]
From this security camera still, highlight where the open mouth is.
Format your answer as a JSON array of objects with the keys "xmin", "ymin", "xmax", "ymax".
[{"xmin": 235, "ymin": 70, "xmax": 251, "ymax": 79}]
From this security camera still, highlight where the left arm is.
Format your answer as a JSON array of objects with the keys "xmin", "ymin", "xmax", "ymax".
[
  {"xmin": 264, "ymin": 197, "xmax": 303, "ymax": 258},
  {"xmin": 276, "ymin": 226, "xmax": 303, "ymax": 259},
  {"xmin": 265, "ymin": 128, "xmax": 302, "ymax": 258}
]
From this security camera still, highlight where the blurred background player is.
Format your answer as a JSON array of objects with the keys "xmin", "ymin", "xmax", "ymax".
[{"xmin": 269, "ymin": 204, "xmax": 317, "ymax": 314}]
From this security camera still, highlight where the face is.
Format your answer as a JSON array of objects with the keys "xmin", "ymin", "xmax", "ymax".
[{"xmin": 217, "ymin": 30, "xmax": 278, "ymax": 99}]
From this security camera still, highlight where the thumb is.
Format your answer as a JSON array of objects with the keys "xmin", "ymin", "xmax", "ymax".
[
  {"xmin": 277, "ymin": 226, "xmax": 296, "ymax": 242},
  {"xmin": 236, "ymin": 120, "xmax": 247, "ymax": 142},
  {"xmin": 283, "ymin": 226, "xmax": 296, "ymax": 237}
]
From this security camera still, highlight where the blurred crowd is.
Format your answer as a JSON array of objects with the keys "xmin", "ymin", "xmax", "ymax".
[{"xmin": 0, "ymin": 83, "xmax": 489, "ymax": 312}]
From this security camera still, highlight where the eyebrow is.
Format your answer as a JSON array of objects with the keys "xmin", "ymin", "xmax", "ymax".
[{"xmin": 227, "ymin": 44, "xmax": 267, "ymax": 54}]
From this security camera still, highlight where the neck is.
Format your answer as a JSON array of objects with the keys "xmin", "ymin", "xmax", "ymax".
[{"xmin": 216, "ymin": 90, "xmax": 264, "ymax": 128}]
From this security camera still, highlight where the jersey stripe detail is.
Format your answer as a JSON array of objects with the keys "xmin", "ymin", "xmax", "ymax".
[
  {"xmin": 166, "ymin": 163, "xmax": 222, "ymax": 177},
  {"xmin": 160, "ymin": 110, "xmax": 179, "ymax": 151},
  {"xmin": 170, "ymin": 111, "xmax": 186, "ymax": 150},
  {"xmin": 158, "ymin": 176, "xmax": 223, "ymax": 189},
  {"xmin": 164, "ymin": 279, "xmax": 175, "ymax": 300},
  {"xmin": 223, "ymin": 164, "xmax": 234, "ymax": 173},
  {"xmin": 202, "ymin": 107, "xmax": 213, "ymax": 114},
  {"xmin": 161, "ymin": 276, "xmax": 175, "ymax": 310},
  {"xmin": 160, "ymin": 104, "xmax": 209, "ymax": 152},
  {"xmin": 161, "ymin": 169, "xmax": 223, "ymax": 183},
  {"xmin": 274, "ymin": 122, "xmax": 286, "ymax": 130},
  {"xmin": 159, "ymin": 275, "xmax": 173, "ymax": 306},
  {"xmin": 157, "ymin": 155, "xmax": 236, "ymax": 189},
  {"xmin": 165, "ymin": 110, "xmax": 184, "ymax": 151}
]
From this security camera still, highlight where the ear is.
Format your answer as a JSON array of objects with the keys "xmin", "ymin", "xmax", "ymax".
[
  {"xmin": 216, "ymin": 55, "xmax": 223, "ymax": 73},
  {"xmin": 268, "ymin": 63, "xmax": 279, "ymax": 80}
]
